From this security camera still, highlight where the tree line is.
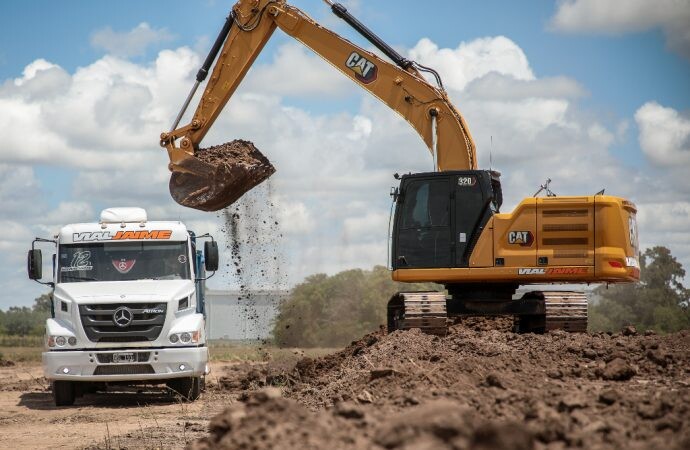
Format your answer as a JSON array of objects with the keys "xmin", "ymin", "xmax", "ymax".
[
  {"xmin": 0, "ymin": 294, "xmax": 51, "ymax": 336},
  {"xmin": 590, "ymin": 246, "xmax": 690, "ymax": 333},
  {"xmin": 273, "ymin": 246, "xmax": 690, "ymax": 347}
]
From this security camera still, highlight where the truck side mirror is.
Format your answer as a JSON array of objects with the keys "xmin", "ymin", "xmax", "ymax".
[
  {"xmin": 28, "ymin": 249, "xmax": 42, "ymax": 280},
  {"xmin": 204, "ymin": 241, "xmax": 219, "ymax": 272}
]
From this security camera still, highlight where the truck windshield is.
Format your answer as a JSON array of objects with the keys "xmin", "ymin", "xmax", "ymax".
[{"xmin": 58, "ymin": 241, "xmax": 191, "ymax": 283}]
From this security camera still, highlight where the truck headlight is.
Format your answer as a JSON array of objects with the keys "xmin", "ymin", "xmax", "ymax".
[
  {"xmin": 48, "ymin": 335, "xmax": 78, "ymax": 347},
  {"xmin": 169, "ymin": 329, "xmax": 201, "ymax": 345}
]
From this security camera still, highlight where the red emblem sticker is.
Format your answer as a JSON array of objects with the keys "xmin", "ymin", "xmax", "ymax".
[{"xmin": 112, "ymin": 259, "xmax": 136, "ymax": 274}]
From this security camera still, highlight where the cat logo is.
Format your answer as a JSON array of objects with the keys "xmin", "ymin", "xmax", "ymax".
[
  {"xmin": 345, "ymin": 51, "xmax": 377, "ymax": 84},
  {"xmin": 508, "ymin": 231, "xmax": 534, "ymax": 247}
]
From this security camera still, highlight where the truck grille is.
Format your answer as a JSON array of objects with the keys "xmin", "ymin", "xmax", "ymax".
[
  {"xmin": 79, "ymin": 303, "xmax": 167, "ymax": 343},
  {"xmin": 94, "ymin": 364, "xmax": 155, "ymax": 376}
]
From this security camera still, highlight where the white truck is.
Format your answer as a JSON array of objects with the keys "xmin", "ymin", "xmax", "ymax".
[{"xmin": 27, "ymin": 207, "xmax": 218, "ymax": 406}]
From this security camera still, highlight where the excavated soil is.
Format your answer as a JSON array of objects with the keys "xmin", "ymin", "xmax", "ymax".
[
  {"xmin": 170, "ymin": 140, "xmax": 275, "ymax": 211},
  {"xmin": 194, "ymin": 320, "xmax": 690, "ymax": 450}
]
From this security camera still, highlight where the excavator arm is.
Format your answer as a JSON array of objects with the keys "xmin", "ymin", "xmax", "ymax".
[{"xmin": 161, "ymin": 0, "xmax": 477, "ymax": 211}]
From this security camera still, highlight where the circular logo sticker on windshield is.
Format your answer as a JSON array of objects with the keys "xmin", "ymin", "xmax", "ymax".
[{"xmin": 178, "ymin": 255, "xmax": 187, "ymax": 264}]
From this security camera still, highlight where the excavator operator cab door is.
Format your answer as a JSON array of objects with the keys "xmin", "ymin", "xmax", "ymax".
[
  {"xmin": 392, "ymin": 171, "xmax": 497, "ymax": 270},
  {"xmin": 393, "ymin": 175, "xmax": 452, "ymax": 269}
]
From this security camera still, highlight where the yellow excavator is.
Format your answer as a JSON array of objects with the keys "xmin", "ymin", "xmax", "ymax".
[{"xmin": 160, "ymin": 0, "xmax": 640, "ymax": 334}]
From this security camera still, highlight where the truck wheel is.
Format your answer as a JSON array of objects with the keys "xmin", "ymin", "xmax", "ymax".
[
  {"xmin": 168, "ymin": 377, "xmax": 201, "ymax": 401},
  {"xmin": 52, "ymin": 381, "xmax": 76, "ymax": 406}
]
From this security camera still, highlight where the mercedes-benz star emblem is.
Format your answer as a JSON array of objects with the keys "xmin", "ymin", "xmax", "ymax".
[{"xmin": 113, "ymin": 307, "xmax": 133, "ymax": 328}]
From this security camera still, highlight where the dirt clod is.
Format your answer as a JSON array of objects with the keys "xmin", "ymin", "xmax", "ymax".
[
  {"xmin": 600, "ymin": 357, "xmax": 636, "ymax": 380},
  {"xmin": 621, "ymin": 325, "xmax": 638, "ymax": 336},
  {"xmin": 598, "ymin": 388, "xmax": 621, "ymax": 405}
]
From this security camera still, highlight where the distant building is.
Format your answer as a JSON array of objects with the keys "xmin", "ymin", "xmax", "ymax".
[{"xmin": 204, "ymin": 289, "xmax": 289, "ymax": 341}]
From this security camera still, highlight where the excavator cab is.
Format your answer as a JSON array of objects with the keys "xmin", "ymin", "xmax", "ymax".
[{"xmin": 392, "ymin": 170, "xmax": 499, "ymax": 270}]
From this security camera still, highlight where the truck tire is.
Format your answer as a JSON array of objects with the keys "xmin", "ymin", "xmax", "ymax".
[
  {"xmin": 167, "ymin": 377, "xmax": 201, "ymax": 401},
  {"xmin": 52, "ymin": 381, "xmax": 76, "ymax": 406}
]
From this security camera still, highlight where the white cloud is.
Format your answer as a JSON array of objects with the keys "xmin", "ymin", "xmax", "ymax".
[
  {"xmin": 465, "ymin": 73, "xmax": 587, "ymax": 101},
  {"xmin": 275, "ymin": 200, "xmax": 315, "ymax": 235},
  {"xmin": 0, "ymin": 165, "xmax": 44, "ymax": 219},
  {"xmin": 638, "ymin": 202, "xmax": 690, "ymax": 233},
  {"xmin": 637, "ymin": 202, "xmax": 690, "ymax": 272},
  {"xmin": 0, "ymin": 48, "xmax": 200, "ymax": 169},
  {"xmin": 635, "ymin": 101, "xmax": 690, "ymax": 167},
  {"xmin": 91, "ymin": 22, "xmax": 174, "ymax": 58},
  {"xmin": 244, "ymin": 43, "xmax": 353, "ymax": 98},
  {"xmin": 409, "ymin": 36, "xmax": 534, "ymax": 91},
  {"xmin": 41, "ymin": 202, "xmax": 95, "ymax": 227},
  {"xmin": 550, "ymin": 0, "xmax": 690, "ymax": 59}
]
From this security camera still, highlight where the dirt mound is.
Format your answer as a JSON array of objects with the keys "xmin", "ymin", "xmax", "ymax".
[
  {"xmin": 200, "ymin": 324, "xmax": 690, "ymax": 449},
  {"xmin": 0, "ymin": 357, "xmax": 15, "ymax": 367},
  {"xmin": 190, "ymin": 388, "xmax": 533, "ymax": 450},
  {"xmin": 189, "ymin": 388, "xmax": 367, "ymax": 450},
  {"xmin": 170, "ymin": 139, "xmax": 275, "ymax": 211}
]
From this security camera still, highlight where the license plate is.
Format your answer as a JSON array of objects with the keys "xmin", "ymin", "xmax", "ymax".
[{"xmin": 112, "ymin": 352, "xmax": 135, "ymax": 363}]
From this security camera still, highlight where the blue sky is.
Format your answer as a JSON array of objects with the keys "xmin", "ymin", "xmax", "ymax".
[{"xmin": 1, "ymin": 0, "xmax": 689, "ymax": 308}]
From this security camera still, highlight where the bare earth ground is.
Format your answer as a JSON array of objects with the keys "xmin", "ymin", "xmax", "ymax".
[
  {"xmin": 0, "ymin": 360, "xmax": 244, "ymax": 449},
  {"xmin": 1, "ymin": 320, "xmax": 689, "ymax": 450}
]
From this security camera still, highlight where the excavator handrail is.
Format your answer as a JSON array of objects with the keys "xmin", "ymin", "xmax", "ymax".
[{"xmin": 161, "ymin": 0, "xmax": 477, "ymax": 172}]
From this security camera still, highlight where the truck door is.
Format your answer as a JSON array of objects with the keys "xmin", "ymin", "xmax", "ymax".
[{"xmin": 395, "ymin": 178, "xmax": 452, "ymax": 268}]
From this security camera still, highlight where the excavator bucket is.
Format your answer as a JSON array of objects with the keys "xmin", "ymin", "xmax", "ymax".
[{"xmin": 168, "ymin": 140, "xmax": 275, "ymax": 212}]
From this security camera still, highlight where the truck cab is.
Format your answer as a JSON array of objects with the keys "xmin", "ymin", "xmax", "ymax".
[{"xmin": 27, "ymin": 207, "xmax": 218, "ymax": 406}]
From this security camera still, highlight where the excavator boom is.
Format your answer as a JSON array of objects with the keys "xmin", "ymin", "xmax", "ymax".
[{"xmin": 161, "ymin": 0, "xmax": 476, "ymax": 211}]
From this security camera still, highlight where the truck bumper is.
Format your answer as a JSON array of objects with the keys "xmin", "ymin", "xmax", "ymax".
[{"xmin": 43, "ymin": 346, "xmax": 209, "ymax": 382}]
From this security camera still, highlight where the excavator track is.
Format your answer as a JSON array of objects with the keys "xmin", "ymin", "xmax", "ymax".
[
  {"xmin": 387, "ymin": 292, "xmax": 448, "ymax": 336},
  {"xmin": 513, "ymin": 290, "xmax": 588, "ymax": 333},
  {"xmin": 542, "ymin": 291, "xmax": 588, "ymax": 332}
]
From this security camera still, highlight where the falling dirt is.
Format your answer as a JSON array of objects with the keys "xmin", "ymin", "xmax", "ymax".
[
  {"xmin": 218, "ymin": 180, "xmax": 288, "ymax": 340},
  {"xmin": 196, "ymin": 320, "xmax": 690, "ymax": 450},
  {"xmin": 170, "ymin": 140, "xmax": 275, "ymax": 212}
]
